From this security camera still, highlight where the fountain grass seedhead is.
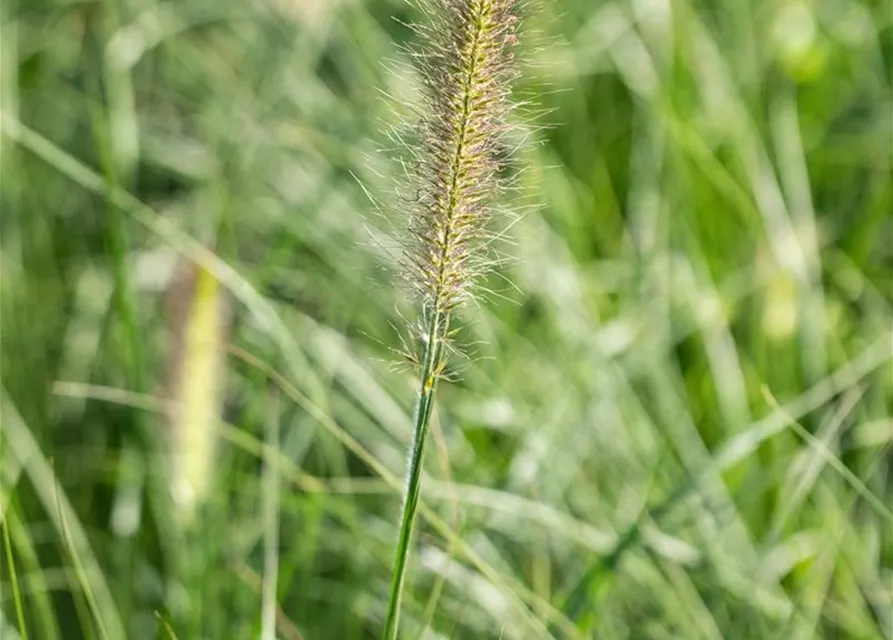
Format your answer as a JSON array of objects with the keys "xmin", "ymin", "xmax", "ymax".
[
  {"xmin": 165, "ymin": 260, "xmax": 230, "ymax": 524},
  {"xmin": 400, "ymin": 0, "xmax": 524, "ymax": 365},
  {"xmin": 381, "ymin": 2, "xmax": 528, "ymax": 637}
]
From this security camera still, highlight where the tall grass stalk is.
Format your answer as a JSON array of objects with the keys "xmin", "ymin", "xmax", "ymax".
[
  {"xmin": 382, "ymin": 0, "xmax": 524, "ymax": 637},
  {"xmin": 1, "ymin": 497, "xmax": 28, "ymax": 640}
]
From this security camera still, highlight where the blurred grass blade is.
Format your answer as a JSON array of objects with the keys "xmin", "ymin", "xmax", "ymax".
[
  {"xmin": 0, "ymin": 392, "xmax": 126, "ymax": 640},
  {"xmin": 1, "ymin": 496, "xmax": 29, "ymax": 640},
  {"xmin": 261, "ymin": 390, "xmax": 281, "ymax": 640}
]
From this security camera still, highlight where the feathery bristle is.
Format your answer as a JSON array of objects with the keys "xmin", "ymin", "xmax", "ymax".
[{"xmin": 404, "ymin": 0, "xmax": 521, "ymax": 325}]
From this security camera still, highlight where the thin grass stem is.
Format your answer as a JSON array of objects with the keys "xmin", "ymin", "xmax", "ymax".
[
  {"xmin": 1, "ymin": 497, "xmax": 29, "ymax": 640},
  {"xmin": 383, "ymin": 312, "xmax": 445, "ymax": 639}
]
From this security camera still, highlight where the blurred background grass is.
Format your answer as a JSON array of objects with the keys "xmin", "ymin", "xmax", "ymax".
[{"xmin": 1, "ymin": 0, "xmax": 892, "ymax": 638}]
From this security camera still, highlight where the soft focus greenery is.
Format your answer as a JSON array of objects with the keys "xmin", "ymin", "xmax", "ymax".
[{"xmin": 1, "ymin": 0, "xmax": 891, "ymax": 638}]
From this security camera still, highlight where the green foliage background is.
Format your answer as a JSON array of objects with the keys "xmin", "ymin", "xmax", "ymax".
[{"xmin": 1, "ymin": 0, "xmax": 891, "ymax": 638}]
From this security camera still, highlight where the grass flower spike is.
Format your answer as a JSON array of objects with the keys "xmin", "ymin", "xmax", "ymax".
[{"xmin": 383, "ymin": 0, "xmax": 525, "ymax": 637}]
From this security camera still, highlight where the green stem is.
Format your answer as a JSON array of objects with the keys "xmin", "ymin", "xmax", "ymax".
[
  {"xmin": 1, "ymin": 497, "xmax": 29, "ymax": 640},
  {"xmin": 382, "ymin": 311, "xmax": 446, "ymax": 639}
]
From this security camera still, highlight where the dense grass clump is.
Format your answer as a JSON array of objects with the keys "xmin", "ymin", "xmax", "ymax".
[{"xmin": 1, "ymin": 0, "xmax": 892, "ymax": 638}]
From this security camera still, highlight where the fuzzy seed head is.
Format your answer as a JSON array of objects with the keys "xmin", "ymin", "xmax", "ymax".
[{"xmin": 403, "ymin": 0, "xmax": 522, "ymax": 320}]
